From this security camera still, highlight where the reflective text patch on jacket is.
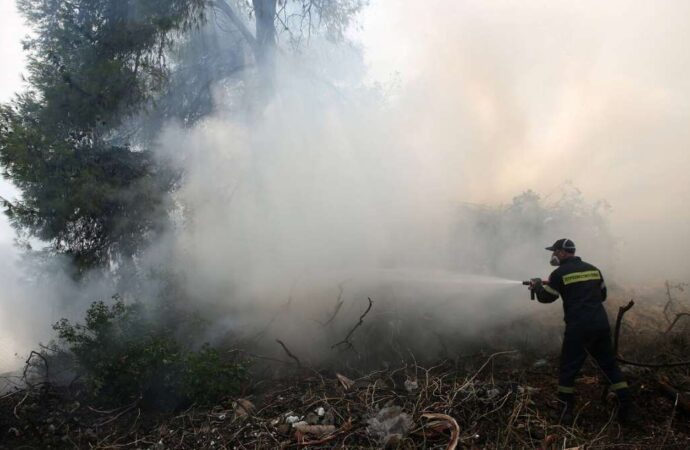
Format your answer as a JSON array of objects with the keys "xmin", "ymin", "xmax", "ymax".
[{"xmin": 540, "ymin": 257, "xmax": 609, "ymax": 330}]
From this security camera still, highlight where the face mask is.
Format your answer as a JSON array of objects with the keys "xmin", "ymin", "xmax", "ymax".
[{"xmin": 550, "ymin": 254, "xmax": 560, "ymax": 266}]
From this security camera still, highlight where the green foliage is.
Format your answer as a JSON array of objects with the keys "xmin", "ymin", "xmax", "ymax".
[
  {"xmin": 182, "ymin": 344, "xmax": 246, "ymax": 404},
  {"xmin": 54, "ymin": 297, "xmax": 246, "ymax": 407},
  {"xmin": 0, "ymin": 103, "xmax": 175, "ymax": 268},
  {"xmin": 17, "ymin": 0, "xmax": 207, "ymax": 129},
  {"xmin": 0, "ymin": 0, "xmax": 367, "ymax": 272},
  {"xmin": 1, "ymin": 0, "xmax": 207, "ymax": 270}
]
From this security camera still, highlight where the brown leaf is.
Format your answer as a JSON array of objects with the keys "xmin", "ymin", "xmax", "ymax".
[
  {"xmin": 293, "ymin": 424, "xmax": 336, "ymax": 437},
  {"xmin": 234, "ymin": 398, "xmax": 255, "ymax": 419},
  {"xmin": 336, "ymin": 373, "xmax": 355, "ymax": 390},
  {"xmin": 422, "ymin": 413, "xmax": 460, "ymax": 450}
]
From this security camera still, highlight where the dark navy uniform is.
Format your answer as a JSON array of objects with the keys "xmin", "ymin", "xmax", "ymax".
[{"xmin": 534, "ymin": 256, "xmax": 629, "ymax": 403}]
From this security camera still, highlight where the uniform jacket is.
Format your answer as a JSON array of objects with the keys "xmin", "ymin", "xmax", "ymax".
[{"xmin": 536, "ymin": 256, "xmax": 610, "ymax": 331}]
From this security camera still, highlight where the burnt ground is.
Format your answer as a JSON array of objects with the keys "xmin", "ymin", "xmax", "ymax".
[
  {"xmin": 1, "ymin": 293, "xmax": 690, "ymax": 449},
  {"xmin": 1, "ymin": 350, "xmax": 689, "ymax": 450}
]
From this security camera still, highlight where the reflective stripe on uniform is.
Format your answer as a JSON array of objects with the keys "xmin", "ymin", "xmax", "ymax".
[
  {"xmin": 558, "ymin": 385, "xmax": 575, "ymax": 394},
  {"xmin": 610, "ymin": 381, "xmax": 629, "ymax": 391},
  {"xmin": 544, "ymin": 285, "xmax": 560, "ymax": 296},
  {"xmin": 562, "ymin": 270, "xmax": 601, "ymax": 285}
]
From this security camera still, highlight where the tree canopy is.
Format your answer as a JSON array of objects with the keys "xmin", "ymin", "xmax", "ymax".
[{"xmin": 1, "ymin": 0, "xmax": 366, "ymax": 273}]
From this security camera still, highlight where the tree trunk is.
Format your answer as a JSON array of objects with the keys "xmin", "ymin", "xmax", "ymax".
[{"xmin": 252, "ymin": 0, "xmax": 277, "ymax": 100}]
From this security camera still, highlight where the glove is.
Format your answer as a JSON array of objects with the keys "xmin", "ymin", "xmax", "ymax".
[{"xmin": 530, "ymin": 278, "xmax": 543, "ymax": 290}]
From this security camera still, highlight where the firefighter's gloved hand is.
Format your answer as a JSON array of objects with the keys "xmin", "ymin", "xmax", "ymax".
[{"xmin": 530, "ymin": 278, "xmax": 543, "ymax": 290}]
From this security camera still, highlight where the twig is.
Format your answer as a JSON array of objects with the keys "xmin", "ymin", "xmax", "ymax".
[
  {"xmin": 317, "ymin": 280, "xmax": 349, "ymax": 327},
  {"xmin": 22, "ymin": 350, "xmax": 49, "ymax": 387},
  {"xmin": 94, "ymin": 397, "xmax": 142, "ymax": 428},
  {"xmin": 665, "ymin": 313, "xmax": 690, "ymax": 334},
  {"xmin": 13, "ymin": 390, "xmax": 30, "ymax": 419},
  {"xmin": 275, "ymin": 339, "xmax": 301, "ymax": 368},
  {"xmin": 663, "ymin": 280, "xmax": 674, "ymax": 324},
  {"xmin": 331, "ymin": 297, "xmax": 373, "ymax": 350},
  {"xmin": 458, "ymin": 350, "xmax": 518, "ymax": 390}
]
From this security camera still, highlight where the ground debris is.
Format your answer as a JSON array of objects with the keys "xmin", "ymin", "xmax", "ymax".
[
  {"xmin": 366, "ymin": 405, "xmax": 415, "ymax": 447},
  {"xmin": 2, "ymin": 349, "xmax": 690, "ymax": 449}
]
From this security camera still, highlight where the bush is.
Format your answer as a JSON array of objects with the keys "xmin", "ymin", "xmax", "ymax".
[{"xmin": 53, "ymin": 297, "xmax": 246, "ymax": 408}]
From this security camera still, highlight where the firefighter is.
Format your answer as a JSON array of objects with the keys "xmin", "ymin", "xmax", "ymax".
[{"xmin": 529, "ymin": 238, "xmax": 631, "ymax": 425}]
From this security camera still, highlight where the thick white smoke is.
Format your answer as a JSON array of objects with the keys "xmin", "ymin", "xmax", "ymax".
[
  {"xmin": 144, "ymin": 0, "xmax": 690, "ymax": 362},
  {"xmin": 361, "ymin": 0, "xmax": 690, "ymax": 282},
  {"xmin": 3, "ymin": 0, "xmax": 690, "ymax": 370}
]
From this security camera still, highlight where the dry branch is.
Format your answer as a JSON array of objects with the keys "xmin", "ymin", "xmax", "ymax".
[
  {"xmin": 317, "ymin": 280, "xmax": 349, "ymax": 327},
  {"xmin": 276, "ymin": 339, "xmax": 302, "ymax": 368},
  {"xmin": 613, "ymin": 300, "xmax": 635, "ymax": 355},
  {"xmin": 331, "ymin": 297, "xmax": 373, "ymax": 350},
  {"xmin": 22, "ymin": 350, "xmax": 49, "ymax": 387},
  {"xmin": 664, "ymin": 312, "xmax": 690, "ymax": 334},
  {"xmin": 614, "ymin": 300, "xmax": 690, "ymax": 367}
]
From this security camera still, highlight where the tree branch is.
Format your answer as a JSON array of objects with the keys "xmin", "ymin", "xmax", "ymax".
[
  {"xmin": 276, "ymin": 339, "xmax": 301, "ymax": 368},
  {"xmin": 212, "ymin": 0, "xmax": 257, "ymax": 49},
  {"xmin": 331, "ymin": 297, "xmax": 373, "ymax": 350},
  {"xmin": 614, "ymin": 300, "xmax": 690, "ymax": 367},
  {"xmin": 613, "ymin": 300, "xmax": 635, "ymax": 355},
  {"xmin": 665, "ymin": 313, "xmax": 690, "ymax": 335}
]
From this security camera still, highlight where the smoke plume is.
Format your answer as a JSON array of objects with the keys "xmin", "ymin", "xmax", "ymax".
[{"xmin": 3, "ymin": 0, "xmax": 690, "ymax": 370}]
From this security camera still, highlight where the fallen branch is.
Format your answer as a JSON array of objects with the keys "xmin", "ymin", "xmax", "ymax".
[
  {"xmin": 614, "ymin": 300, "xmax": 690, "ymax": 367},
  {"xmin": 331, "ymin": 297, "xmax": 373, "ymax": 350},
  {"xmin": 276, "ymin": 339, "xmax": 302, "ymax": 368}
]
